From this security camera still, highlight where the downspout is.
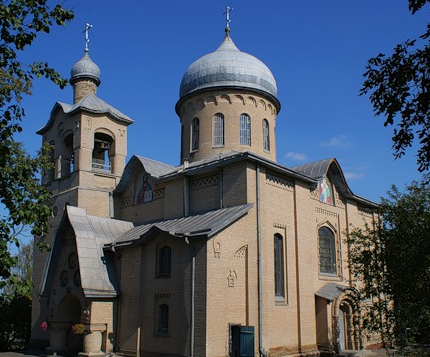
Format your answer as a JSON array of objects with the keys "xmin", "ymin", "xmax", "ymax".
[
  {"xmin": 185, "ymin": 237, "xmax": 195, "ymax": 357},
  {"xmin": 184, "ymin": 174, "xmax": 189, "ymax": 216},
  {"xmin": 109, "ymin": 191, "xmax": 114, "ymax": 218},
  {"xmin": 219, "ymin": 168, "xmax": 224, "ymax": 209},
  {"xmin": 293, "ymin": 183, "xmax": 302, "ymax": 352},
  {"xmin": 345, "ymin": 202, "xmax": 352, "ymax": 284},
  {"xmin": 256, "ymin": 164, "xmax": 266, "ymax": 357}
]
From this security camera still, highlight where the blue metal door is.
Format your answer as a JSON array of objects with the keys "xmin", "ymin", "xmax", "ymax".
[{"xmin": 239, "ymin": 326, "xmax": 254, "ymax": 357}]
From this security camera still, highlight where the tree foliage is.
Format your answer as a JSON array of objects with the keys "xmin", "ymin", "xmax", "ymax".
[
  {"xmin": 348, "ymin": 175, "xmax": 430, "ymax": 352},
  {"xmin": 360, "ymin": 0, "xmax": 430, "ymax": 172},
  {"xmin": 0, "ymin": 294, "xmax": 32, "ymax": 351},
  {"xmin": 0, "ymin": 239, "xmax": 33, "ymax": 351},
  {"xmin": 0, "ymin": 0, "xmax": 73, "ymax": 291}
]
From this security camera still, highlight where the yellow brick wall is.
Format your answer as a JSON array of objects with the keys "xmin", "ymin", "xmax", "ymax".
[{"xmin": 178, "ymin": 89, "xmax": 277, "ymax": 164}]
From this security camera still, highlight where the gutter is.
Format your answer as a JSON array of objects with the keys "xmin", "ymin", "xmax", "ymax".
[
  {"xmin": 185, "ymin": 237, "xmax": 195, "ymax": 357},
  {"xmin": 256, "ymin": 164, "xmax": 266, "ymax": 357}
]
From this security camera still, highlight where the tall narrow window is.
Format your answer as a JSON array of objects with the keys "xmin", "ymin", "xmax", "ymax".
[
  {"xmin": 274, "ymin": 234, "xmax": 285, "ymax": 298},
  {"xmin": 158, "ymin": 304, "xmax": 169, "ymax": 334},
  {"xmin": 319, "ymin": 227, "xmax": 337, "ymax": 274},
  {"xmin": 213, "ymin": 113, "xmax": 225, "ymax": 147},
  {"xmin": 263, "ymin": 119, "xmax": 270, "ymax": 151},
  {"xmin": 192, "ymin": 117, "xmax": 199, "ymax": 151},
  {"xmin": 240, "ymin": 114, "xmax": 251, "ymax": 146},
  {"xmin": 158, "ymin": 246, "xmax": 171, "ymax": 277}
]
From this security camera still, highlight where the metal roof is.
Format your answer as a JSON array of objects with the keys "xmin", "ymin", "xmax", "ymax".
[
  {"xmin": 315, "ymin": 283, "xmax": 349, "ymax": 302},
  {"xmin": 70, "ymin": 50, "xmax": 101, "ymax": 85},
  {"xmin": 292, "ymin": 158, "xmax": 378, "ymax": 207},
  {"xmin": 179, "ymin": 32, "xmax": 278, "ymax": 105},
  {"xmin": 114, "ymin": 155, "xmax": 177, "ymax": 195},
  {"xmin": 108, "ymin": 203, "xmax": 253, "ymax": 248},
  {"xmin": 37, "ymin": 93, "xmax": 133, "ymax": 135},
  {"xmin": 292, "ymin": 158, "xmax": 333, "ymax": 179},
  {"xmin": 39, "ymin": 206, "xmax": 134, "ymax": 298}
]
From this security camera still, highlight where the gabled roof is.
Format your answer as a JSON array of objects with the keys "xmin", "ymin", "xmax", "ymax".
[
  {"xmin": 37, "ymin": 93, "xmax": 133, "ymax": 135},
  {"xmin": 107, "ymin": 203, "xmax": 253, "ymax": 248},
  {"xmin": 292, "ymin": 158, "xmax": 333, "ymax": 179},
  {"xmin": 292, "ymin": 158, "xmax": 378, "ymax": 207},
  {"xmin": 114, "ymin": 150, "xmax": 315, "ymax": 196},
  {"xmin": 114, "ymin": 155, "xmax": 177, "ymax": 194},
  {"xmin": 39, "ymin": 206, "xmax": 134, "ymax": 298}
]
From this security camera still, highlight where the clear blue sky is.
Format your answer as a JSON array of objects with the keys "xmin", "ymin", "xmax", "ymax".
[{"xmin": 17, "ymin": 0, "xmax": 429, "ymax": 203}]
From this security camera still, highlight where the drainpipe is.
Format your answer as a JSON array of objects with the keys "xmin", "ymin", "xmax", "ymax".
[
  {"xmin": 293, "ymin": 183, "xmax": 302, "ymax": 352},
  {"xmin": 256, "ymin": 164, "xmax": 266, "ymax": 357},
  {"xmin": 109, "ymin": 191, "xmax": 114, "ymax": 218},
  {"xmin": 185, "ymin": 237, "xmax": 195, "ymax": 357},
  {"xmin": 184, "ymin": 175, "xmax": 189, "ymax": 216},
  {"xmin": 219, "ymin": 168, "xmax": 224, "ymax": 209}
]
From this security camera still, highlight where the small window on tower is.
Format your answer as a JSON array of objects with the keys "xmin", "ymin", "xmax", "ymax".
[
  {"xmin": 263, "ymin": 119, "xmax": 270, "ymax": 151},
  {"xmin": 191, "ymin": 118, "xmax": 199, "ymax": 151},
  {"xmin": 213, "ymin": 113, "xmax": 225, "ymax": 147},
  {"xmin": 240, "ymin": 114, "xmax": 251, "ymax": 146}
]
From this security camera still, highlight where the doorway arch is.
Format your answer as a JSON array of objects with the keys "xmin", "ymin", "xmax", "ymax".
[{"xmin": 56, "ymin": 294, "xmax": 83, "ymax": 353}]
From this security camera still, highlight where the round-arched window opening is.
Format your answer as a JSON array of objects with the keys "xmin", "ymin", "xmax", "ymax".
[
  {"xmin": 74, "ymin": 270, "xmax": 81, "ymax": 287},
  {"xmin": 60, "ymin": 270, "xmax": 69, "ymax": 287},
  {"xmin": 68, "ymin": 252, "xmax": 77, "ymax": 269}
]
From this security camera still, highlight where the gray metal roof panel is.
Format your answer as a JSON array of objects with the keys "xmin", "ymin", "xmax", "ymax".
[
  {"xmin": 110, "ymin": 203, "xmax": 253, "ymax": 247},
  {"xmin": 67, "ymin": 206, "xmax": 134, "ymax": 297},
  {"xmin": 315, "ymin": 283, "xmax": 349, "ymax": 301},
  {"xmin": 292, "ymin": 158, "xmax": 378, "ymax": 207},
  {"xmin": 179, "ymin": 33, "xmax": 277, "ymax": 100},
  {"xmin": 37, "ymin": 93, "xmax": 133, "ymax": 135},
  {"xmin": 113, "ymin": 155, "xmax": 177, "ymax": 195},
  {"xmin": 70, "ymin": 51, "xmax": 101, "ymax": 85},
  {"xmin": 291, "ymin": 158, "xmax": 333, "ymax": 179}
]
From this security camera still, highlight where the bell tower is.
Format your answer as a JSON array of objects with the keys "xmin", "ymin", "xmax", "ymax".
[{"xmin": 30, "ymin": 26, "xmax": 133, "ymax": 346}]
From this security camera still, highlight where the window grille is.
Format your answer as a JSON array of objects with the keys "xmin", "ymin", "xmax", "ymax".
[
  {"xmin": 274, "ymin": 234, "xmax": 285, "ymax": 298},
  {"xmin": 263, "ymin": 119, "xmax": 270, "ymax": 151},
  {"xmin": 240, "ymin": 114, "xmax": 251, "ymax": 146},
  {"xmin": 319, "ymin": 227, "xmax": 337, "ymax": 274},
  {"xmin": 213, "ymin": 113, "xmax": 225, "ymax": 146}
]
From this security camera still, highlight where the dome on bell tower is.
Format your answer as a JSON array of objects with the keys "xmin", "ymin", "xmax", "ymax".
[
  {"xmin": 70, "ymin": 49, "xmax": 101, "ymax": 86},
  {"xmin": 178, "ymin": 29, "xmax": 279, "ymax": 109}
]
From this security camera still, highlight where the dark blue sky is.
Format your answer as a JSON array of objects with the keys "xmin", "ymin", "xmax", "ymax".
[{"xmin": 17, "ymin": 0, "xmax": 429, "ymax": 202}]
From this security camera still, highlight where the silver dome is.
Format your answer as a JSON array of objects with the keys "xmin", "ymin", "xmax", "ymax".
[
  {"xmin": 70, "ymin": 50, "xmax": 101, "ymax": 85},
  {"xmin": 179, "ymin": 32, "xmax": 277, "ymax": 99}
]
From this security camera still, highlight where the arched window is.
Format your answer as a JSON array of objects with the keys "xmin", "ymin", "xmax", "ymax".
[
  {"xmin": 240, "ymin": 114, "xmax": 251, "ymax": 146},
  {"xmin": 318, "ymin": 227, "xmax": 337, "ymax": 274},
  {"xmin": 262, "ymin": 119, "xmax": 270, "ymax": 151},
  {"xmin": 63, "ymin": 133, "xmax": 74, "ymax": 176},
  {"xmin": 274, "ymin": 234, "xmax": 285, "ymax": 298},
  {"xmin": 192, "ymin": 117, "xmax": 199, "ymax": 151},
  {"xmin": 158, "ymin": 246, "xmax": 171, "ymax": 277},
  {"xmin": 158, "ymin": 304, "xmax": 169, "ymax": 334},
  {"xmin": 92, "ymin": 132, "xmax": 113, "ymax": 173},
  {"xmin": 213, "ymin": 113, "xmax": 224, "ymax": 147}
]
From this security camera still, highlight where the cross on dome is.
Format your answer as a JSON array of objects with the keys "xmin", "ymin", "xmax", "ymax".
[
  {"xmin": 84, "ymin": 23, "xmax": 93, "ymax": 52},
  {"xmin": 224, "ymin": 6, "xmax": 233, "ymax": 30}
]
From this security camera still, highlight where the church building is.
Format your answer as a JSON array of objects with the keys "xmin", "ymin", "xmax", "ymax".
[{"xmin": 31, "ymin": 17, "xmax": 378, "ymax": 357}]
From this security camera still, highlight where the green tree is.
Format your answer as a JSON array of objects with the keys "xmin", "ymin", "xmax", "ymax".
[
  {"xmin": 0, "ymin": 239, "xmax": 33, "ymax": 351},
  {"xmin": 0, "ymin": 0, "xmax": 74, "ymax": 292},
  {"xmin": 348, "ymin": 175, "xmax": 430, "ymax": 352},
  {"xmin": 360, "ymin": 0, "xmax": 430, "ymax": 172}
]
